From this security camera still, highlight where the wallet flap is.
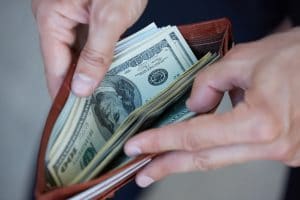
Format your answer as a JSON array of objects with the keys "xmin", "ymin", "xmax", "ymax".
[{"xmin": 35, "ymin": 18, "xmax": 232, "ymax": 200}]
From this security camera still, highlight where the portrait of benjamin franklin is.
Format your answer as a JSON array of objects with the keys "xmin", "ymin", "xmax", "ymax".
[{"xmin": 92, "ymin": 75, "xmax": 142, "ymax": 140}]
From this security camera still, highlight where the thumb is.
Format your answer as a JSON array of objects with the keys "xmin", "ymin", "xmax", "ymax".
[
  {"xmin": 187, "ymin": 58, "xmax": 252, "ymax": 113},
  {"xmin": 72, "ymin": 0, "xmax": 147, "ymax": 96}
]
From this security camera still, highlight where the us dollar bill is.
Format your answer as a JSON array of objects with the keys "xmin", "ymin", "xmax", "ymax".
[
  {"xmin": 45, "ymin": 93, "xmax": 77, "ymax": 159},
  {"xmin": 46, "ymin": 25, "xmax": 197, "ymax": 186},
  {"xmin": 80, "ymin": 53, "xmax": 219, "ymax": 183},
  {"xmin": 115, "ymin": 22, "xmax": 158, "ymax": 54}
]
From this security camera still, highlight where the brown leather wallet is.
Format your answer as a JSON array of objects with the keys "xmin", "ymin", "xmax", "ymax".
[{"xmin": 35, "ymin": 18, "xmax": 233, "ymax": 200}]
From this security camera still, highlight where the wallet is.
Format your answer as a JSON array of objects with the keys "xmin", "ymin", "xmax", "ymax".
[{"xmin": 35, "ymin": 18, "xmax": 233, "ymax": 200}]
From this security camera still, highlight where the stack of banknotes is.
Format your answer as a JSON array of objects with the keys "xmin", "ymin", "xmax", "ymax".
[{"xmin": 45, "ymin": 23, "xmax": 219, "ymax": 187}]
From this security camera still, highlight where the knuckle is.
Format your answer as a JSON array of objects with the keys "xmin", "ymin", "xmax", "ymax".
[
  {"xmin": 158, "ymin": 163, "xmax": 173, "ymax": 177},
  {"xmin": 276, "ymin": 141, "xmax": 297, "ymax": 163},
  {"xmin": 35, "ymin": 3, "xmax": 57, "ymax": 29},
  {"xmin": 127, "ymin": 0, "xmax": 147, "ymax": 23},
  {"xmin": 192, "ymin": 153, "xmax": 212, "ymax": 171},
  {"xmin": 182, "ymin": 135, "xmax": 195, "ymax": 151},
  {"xmin": 93, "ymin": 6, "xmax": 128, "ymax": 26},
  {"xmin": 181, "ymin": 121, "xmax": 199, "ymax": 151},
  {"xmin": 151, "ymin": 132, "xmax": 163, "ymax": 151},
  {"xmin": 35, "ymin": 8, "xmax": 50, "ymax": 26},
  {"xmin": 44, "ymin": 66, "xmax": 66, "ymax": 80},
  {"xmin": 150, "ymin": 158, "xmax": 173, "ymax": 179},
  {"xmin": 80, "ymin": 47, "xmax": 110, "ymax": 68},
  {"xmin": 225, "ymin": 43, "xmax": 250, "ymax": 61},
  {"xmin": 271, "ymin": 142, "xmax": 293, "ymax": 162},
  {"xmin": 252, "ymin": 110, "xmax": 281, "ymax": 143}
]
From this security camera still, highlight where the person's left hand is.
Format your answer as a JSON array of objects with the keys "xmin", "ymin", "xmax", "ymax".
[
  {"xmin": 32, "ymin": 0, "xmax": 147, "ymax": 98},
  {"xmin": 124, "ymin": 27, "xmax": 300, "ymax": 188}
]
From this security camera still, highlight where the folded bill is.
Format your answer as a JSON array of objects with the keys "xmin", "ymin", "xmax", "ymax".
[{"xmin": 45, "ymin": 23, "xmax": 218, "ymax": 187}]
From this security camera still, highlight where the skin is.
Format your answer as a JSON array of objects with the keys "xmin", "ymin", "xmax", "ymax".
[
  {"xmin": 32, "ymin": 0, "xmax": 148, "ymax": 98},
  {"xmin": 125, "ymin": 28, "xmax": 300, "ymax": 187},
  {"xmin": 32, "ymin": 0, "xmax": 300, "ymax": 190}
]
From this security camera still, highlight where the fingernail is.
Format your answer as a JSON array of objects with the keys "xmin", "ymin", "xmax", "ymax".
[
  {"xmin": 125, "ymin": 145, "xmax": 142, "ymax": 157},
  {"xmin": 136, "ymin": 175, "xmax": 154, "ymax": 188},
  {"xmin": 72, "ymin": 73, "xmax": 95, "ymax": 95}
]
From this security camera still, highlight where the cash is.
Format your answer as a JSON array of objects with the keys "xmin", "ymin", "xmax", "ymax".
[{"xmin": 46, "ymin": 23, "xmax": 218, "ymax": 187}]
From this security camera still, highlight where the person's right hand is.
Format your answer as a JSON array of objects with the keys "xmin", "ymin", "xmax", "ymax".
[
  {"xmin": 32, "ymin": 0, "xmax": 148, "ymax": 99},
  {"xmin": 124, "ymin": 28, "xmax": 300, "ymax": 188}
]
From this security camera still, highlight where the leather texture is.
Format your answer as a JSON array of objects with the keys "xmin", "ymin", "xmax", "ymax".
[{"xmin": 35, "ymin": 18, "xmax": 233, "ymax": 200}]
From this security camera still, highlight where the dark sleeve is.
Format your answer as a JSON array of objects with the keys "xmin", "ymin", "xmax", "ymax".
[{"xmin": 287, "ymin": 0, "xmax": 300, "ymax": 26}]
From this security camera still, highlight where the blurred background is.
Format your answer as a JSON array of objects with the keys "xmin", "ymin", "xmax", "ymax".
[{"xmin": 0, "ymin": 0, "xmax": 289, "ymax": 199}]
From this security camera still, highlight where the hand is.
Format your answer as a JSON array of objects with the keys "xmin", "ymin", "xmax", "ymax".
[
  {"xmin": 32, "ymin": 0, "xmax": 147, "ymax": 98},
  {"xmin": 124, "ymin": 28, "xmax": 300, "ymax": 188}
]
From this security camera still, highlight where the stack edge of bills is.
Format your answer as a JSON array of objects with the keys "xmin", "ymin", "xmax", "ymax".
[{"xmin": 45, "ymin": 22, "xmax": 219, "ymax": 187}]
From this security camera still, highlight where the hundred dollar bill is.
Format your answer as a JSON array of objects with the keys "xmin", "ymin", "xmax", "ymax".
[
  {"xmin": 115, "ymin": 26, "xmax": 197, "ymax": 67},
  {"xmin": 79, "ymin": 53, "xmax": 219, "ymax": 183},
  {"xmin": 79, "ymin": 93, "xmax": 195, "ymax": 187},
  {"xmin": 47, "ymin": 96, "xmax": 86, "ymax": 161},
  {"xmin": 46, "ymin": 93, "xmax": 77, "ymax": 158},
  {"xmin": 115, "ymin": 22, "xmax": 158, "ymax": 54},
  {"xmin": 47, "ymin": 25, "xmax": 197, "ymax": 186},
  {"xmin": 69, "ymin": 88, "xmax": 208, "ymax": 200},
  {"xmin": 46, "ymin": 25, "xmax": 192, "ymax": 161},
  {"xmin": 47, "ymin": 23, "xmax": 160, "ymax": 158}
]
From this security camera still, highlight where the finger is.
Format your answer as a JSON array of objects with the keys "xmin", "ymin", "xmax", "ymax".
[
  {"xmin": 186, "ymin": 53, "xmax": 253, "ymax": 113},
  {"xmin": 55, "ymin": 0, "xmax": 89, "ymax": 24},
  {"xmin": 135, "ymin": 144, "xmax": 271, "ymax": 187},
  {"xmin": 38, "ymin": 13, "xmax": 78, "ymax": 98},
  {"xmin": 35, "ymin": 0, "xmax": 88, "ymax": 99},
  {"xmin": 72, "ymin": 0, "xmax": 147, "ymax": 96},
  {"xmin": 125, "ymin": 101, "xmax": 278, "ymax": 155},
  {"xmin": 42, "ymin": 39, "xmax": 73, "ymax": 98}
]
